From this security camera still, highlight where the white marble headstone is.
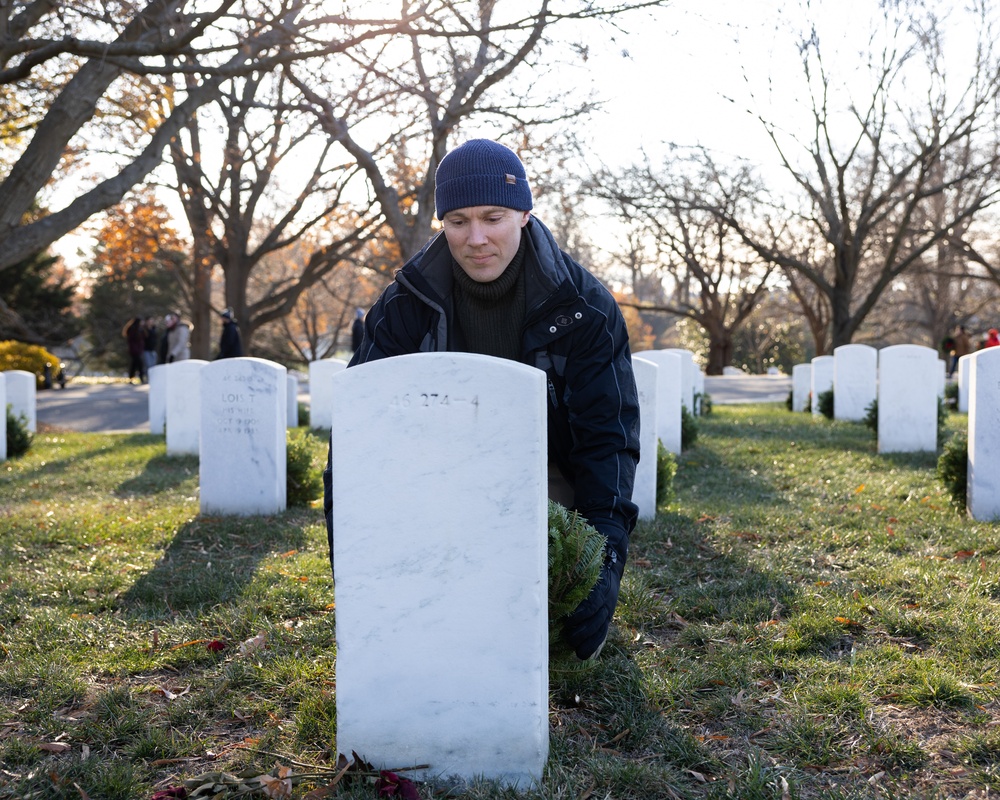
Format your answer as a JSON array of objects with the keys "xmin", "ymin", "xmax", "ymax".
[
  {"xmin": 661, "ymin": 348, "xmax": 696, "ymax": 411},
  {"xmin": 877, "ymin": 345, "xmax": 938, "ymax": 453},
  {"xmin": 693, "ymin": 369, "xmax": 705, "ymax": 415},
  {"xmin": 332, "ymin": 353, "xmax": 548, "ymax": 789},
  {"xmin": 833, "ymin": 344, "xmax": 877, "ymax": 421},
  {"xmin": 958, "ymin": 353, "xmax": 974, "ymax": 413},
  {"xmin": 199, "ymin": 358, "xmax": 287, "ymax": 516},
  {"xmin": 937, "ymin": 359, "xmax": 947, "ymax": 399},
  {"xmin": 308, "ymin": 358, "xmax": 348, "ymax": 430},
  {"xmin": 810, "ymin": 355, "xmax": 834, "ymax": 417},
  {"xmin": 0, "ymin": 373, "xmax": 6, "ymax": 461},
  {"xmin": 631, "ymin": 356, "xmax": 659, "ymax": 520},
  {"xmin": 148, "ymin": 364, "xmax": 167, "ymax": 435},
  {"xmin": 4, "ymin": 370, "xmax": 36, "ymax": 433},
  {"xmin": 286, "ymin": 374, "xmax": 299, "ymax": 428},
  {"xmin": 791, "ymin": 363, "xmax": 812, "ymax": 412},
  {"xmin": 633, "ymin": 350, "xmax": 682, "ymax": 454},
  {"xmin": 968, "ymin": 348, "xmax": 1000, "ymax": 521},
  {"xmin": 165, "ymin": 360, "xmax": 209, "ymax": 456}
]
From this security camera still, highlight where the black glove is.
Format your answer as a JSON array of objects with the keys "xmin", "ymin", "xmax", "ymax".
[{"xmin": 563, "ymin": 551, "xmax": 623, "ymax": 660}]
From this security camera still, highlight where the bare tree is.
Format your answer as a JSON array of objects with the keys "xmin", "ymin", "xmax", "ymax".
[
  {"xmin": 290, "ymin": 0, "xmax": 668, "ymax": 261},
  {"xmin": 0, "ymin": 0, "xmax": 406, "ymax": 341},
  {"xmin": 712, "ymin": 1, "xmax": 1000, "ymax": 350},
  {"xmin": 166, "ymin": 67, "xmax": 384, "ymax": 356},
  {"xmin": 595, "ymin": 151, "xmax": 775, "ymax": 374}
]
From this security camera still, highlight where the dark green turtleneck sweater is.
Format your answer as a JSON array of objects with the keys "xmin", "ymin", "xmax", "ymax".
[{"xmin": 451, "ymin": 234, "xmax": 527, "ymax": 361}]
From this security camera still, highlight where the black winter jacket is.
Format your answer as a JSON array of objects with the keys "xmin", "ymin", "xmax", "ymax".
[{"xmin": 323, "ymin": 217, "xmax": 640, "ymax": 567}]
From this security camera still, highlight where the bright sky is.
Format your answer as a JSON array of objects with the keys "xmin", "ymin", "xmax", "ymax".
[{"xmin": 580, "ymin": 0, "xmax": 983, "ymax": 170}]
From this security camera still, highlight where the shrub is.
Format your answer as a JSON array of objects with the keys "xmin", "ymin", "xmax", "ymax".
[
  {"xmin": 785, "ymin": 390, "xmax": 793, "ymax": 412},
  {"xmin": 656, "ymin": 440, "xmax": 677, "ymax": 508},
  {"xmin": 944, "ymin": 381, "xmax": 958, "ymax": 410},
  {"xmin": 863, "ymin": 398, "xmax": 878, "ymax": 437},
  {"xmin": 695, "ymin": 391, "xmax": 713, "ymax": 415},
  {"xmin": 6, "ymin": 406, "xmax": 33, "ymax": 458},
  {"xmin": 0, "ymin": 340, "xmax": 61, "ymax": 389},
  {"xmin": 937, "ymin": 432, "xmax": 968, "ymax": 510},
  {"xmin": 681, "ymin": 405, "xmax": 698, "ymax": 450},
  {"xmin": 548, "ymin": 500, "xmax": 605, "ymax": 658},
  {"xmin": 817, "ymin": 388, "xmax": 834, "ymax": 419},
  {"xmin": 286, "ymin": 428, "xmax": 323, "ymax": 506}
]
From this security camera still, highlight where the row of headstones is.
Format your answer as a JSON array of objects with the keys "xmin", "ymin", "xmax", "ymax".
[
  {"xmin": 0, "ymin": 370, "xmax": 39, "ymax": 461},
  {"xmin": 789, "ymin": 344, "xmax": 1000, "ymax": 521},
  {"xmin": 631, "ymin": 348, "xmax": 705, "ymax": 521}
]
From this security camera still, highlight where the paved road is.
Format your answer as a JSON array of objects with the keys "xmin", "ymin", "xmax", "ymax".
[
  {"xmin": 703, "ymin": 374, "xmax": 792, "ymax": 405},
  {"xmin": 33, "ymin": 373, "xmax": 791, "ymax": 434},
  {"xmin": 35, "ymin": 382, "xmax": 151, "ymax": 433}
]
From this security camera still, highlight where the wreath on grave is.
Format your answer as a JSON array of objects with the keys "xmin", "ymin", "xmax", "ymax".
[{"xmin": 547, "ymin": 500, "xmax": 606, "ymax": 662}]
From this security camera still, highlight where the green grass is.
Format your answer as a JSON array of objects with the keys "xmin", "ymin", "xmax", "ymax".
[{"xmin": 2, "ymin": 407, "xmax": 998, "ymax": 799}]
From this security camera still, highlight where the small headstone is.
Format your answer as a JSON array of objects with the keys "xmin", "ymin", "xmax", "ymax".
[
  {"xmin": 722, "ymin": 366, "xmax": 744, "ymax": 376},
  {"xmin": 633, "ymin": 350, "xmax": 682, "ymax": 454},
  {"xmin": 766, "ymin": 366, "xmax": 780, "ymax": 375},
  {"xmin": 791, "ymin": 363, "xmax": 811, "ymax": 412},
  {"xmin": 4, "ymin": 370, "xmax": 36, "ymax": 433},
  {"xmin": 833, "ymin": 344, "xmax": 877, "ymax": 421},
  {"xmin": 662, "ymin": 348, "xmax": 696, "ymax": 411},
  {"xmin": 937, "ymin": 359, "xmax": 947, "ymax": 399},
  {"xmin": 631, "ymin": 356, "xmax": 659, "ymax": 519},
  {"xmin": 0, "ymin": 373, "xmax": 6, "ymax": 461},
  {"xmin": 810, "ymin": 355, "xmax": 834, "ymax": 417},
  {"xmin": 969, "ymin": 348, "xmax": 1000, "ymax": 521},
  {"xmin": 308, "ymin": 358, "xmax": 348, "ymax": 429},
  {"xmin": 148, "ymin": 364, "xmax": 167, "ymax": 434},
  {"xmin": 165, "ymin": 360, "xmax": 209, "ymax": 456},
  {"xmin": 286, "ymin": 374, "xmax": 299, "ymax": 428},
  {"xmin": 332, "ymin": 353, "xmax": 548, "ymax": 788},
  {"xmin": 877, "ymin": 345, "xmax": 938, "ymax": 453},
  {"xmin": 958, "ymin": 353, "xmax": 974, "ymax": 413},
  {"xmin": 200, "ymin": 358, "xmax": 287, "ymax": 516}
]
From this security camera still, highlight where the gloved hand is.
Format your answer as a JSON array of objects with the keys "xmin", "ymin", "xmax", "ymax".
[{"xmin": 562, "ymin": 551, "xmax": 623, "ymax": 660}]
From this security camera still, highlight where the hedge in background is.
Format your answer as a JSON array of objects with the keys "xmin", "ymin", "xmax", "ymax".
[{"xmin": 0, "ymin": 340, "xmax": 61, "ymax": 388}]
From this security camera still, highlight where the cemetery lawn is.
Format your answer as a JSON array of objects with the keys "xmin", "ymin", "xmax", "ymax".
[{"xmin": 1, "ymin": 407, "xmax": 997, "ymax": 799}]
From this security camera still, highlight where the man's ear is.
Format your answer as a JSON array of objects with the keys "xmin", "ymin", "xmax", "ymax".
[{"xmin": 520, "ymin": 211, "xmax": 530, "ymax": 227}]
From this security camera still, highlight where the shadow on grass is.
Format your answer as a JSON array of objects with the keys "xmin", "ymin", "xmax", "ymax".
[
  {"xmin": 116, "ymin": 512, "xmax": 313, "ymax": 619},
  {"xmin": 116, "ymin": 451, "xmax": 198, "ymax": 496}
]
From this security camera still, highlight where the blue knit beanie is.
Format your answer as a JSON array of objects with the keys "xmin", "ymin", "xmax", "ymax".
[{"xmin": 434, "ymin": 139, "xmax": 533, "ymax": 219}]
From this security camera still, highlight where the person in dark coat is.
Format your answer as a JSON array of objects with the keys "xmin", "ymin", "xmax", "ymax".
[
  {"xmin": 323, "ymin": 139, "xmax": 640, "ymax": 661},
  {"xmin": 217, "ymin": 307, "xmax": 243, "ymax": 359},
  {"xmin": 351, "ymin": 307, "xmax": 365, "ymax": 353},
  {"xmin": 122, "ymin": 316, "xmax": 146, "ymax": 383}
]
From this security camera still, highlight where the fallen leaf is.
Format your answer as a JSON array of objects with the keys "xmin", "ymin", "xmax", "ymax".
[
  {"xmin": 239, "ymin": 633, "xmax": 267, "ymax": 656},
  {"xmin": 151, "ymin": 787, "xmax": 188, "ymax": 799},
  {"xmin": 39, "ymin": 742, "xmax": 72, "ymax": 753},
  {"xmin": 854, "ymin": 484, "xmax": 865, "ymax": 493},
  {"xmin": 206, "ymin": 640, "xmax": 226, "ymax": 652},
  {"xmin": 73, "ymin": 783, "xmax": 92, "ymax": 800},
  {"xmin": 953, "ymin": 550, "xmax": 976, "ymax": 560}
]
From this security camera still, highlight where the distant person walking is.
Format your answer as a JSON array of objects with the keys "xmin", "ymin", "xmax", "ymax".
[
  {"xmin": 161, "ymin": 313, "xmax": 191, "ymax": 363},
  {"xmin": 986, "ymin": 328, "xmax": 1000, "ymax": 348},
  {"xmin": 950, "ymin": 325, "xmax": 971, "ymax": 376},
  {"xmin": 122, "ymin": 316, "xmax": 146, "ymax": 383},
  {"xmin": 351, "ymin": 307, "xmax": 365, "ymax": 353},
  {"xmin": 217, "ymin": 307, "xmax": 243, "ymax": 359},
  {"xmin": 143, "ymin": 317, "xmax": 160, "ymax": 372}
]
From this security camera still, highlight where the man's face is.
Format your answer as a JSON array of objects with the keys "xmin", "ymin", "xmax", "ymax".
[{"xmin": 441, "ymin": 206, "xmax": 530, "ymax": 283}]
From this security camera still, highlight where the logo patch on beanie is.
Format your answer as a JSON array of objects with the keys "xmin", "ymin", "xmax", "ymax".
[{"xmin": 505, "ymin": 173, "xmax": 517, "ymax": 184}]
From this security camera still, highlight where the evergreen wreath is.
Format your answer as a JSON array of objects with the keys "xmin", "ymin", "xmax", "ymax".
[{"xmin": 548, "ymin": 500, "xmax": 605, "ymax": 658}]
